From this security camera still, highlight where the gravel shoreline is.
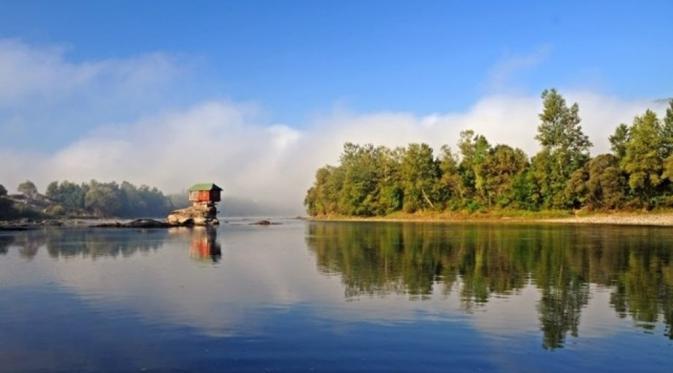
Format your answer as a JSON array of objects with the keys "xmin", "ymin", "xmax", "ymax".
[
  {"xmin": 543, "ymin": 214, "xmax": 673, "ymax": 226},
  {"xmin": 4, "ymin": 214, "xmax": 673, "ymax": 230},
  {"xmin": 310, "ymin": 213, "xmax": 673, "ymax": 227}
]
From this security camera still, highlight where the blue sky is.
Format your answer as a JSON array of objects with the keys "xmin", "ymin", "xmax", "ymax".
[
  {"xmin": 0, "ymin": 0, "xmax": 672, "ymax": 208},
  {"xmin": 2, "ymin": 0, "xmax": 671, "ymax": 126}
]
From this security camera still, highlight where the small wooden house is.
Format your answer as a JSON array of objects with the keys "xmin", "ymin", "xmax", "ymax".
[{"xmin": 188, "ymin": 183, "xmax": 222, "ymax": 203}]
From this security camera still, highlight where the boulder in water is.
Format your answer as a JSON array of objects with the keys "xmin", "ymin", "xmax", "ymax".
[
  {"xmin": 166, "ymin": 203, "xmax": 219, "ymax": 226},
  {"xmin": 93, "ymin": 219, "xmax": 174, "ymax": 228}
]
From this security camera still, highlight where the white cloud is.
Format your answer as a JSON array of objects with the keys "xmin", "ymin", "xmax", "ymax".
[
  {"xmin": 0, "ymin": 38, "xmax": 181, "ymax": 107},
  {"xmin": 0, "ymin": 39, "xmax": 668, "ymax": 213},
  {"xmin": 0, "ymin": 39, "xmax": 188, "ymax": 148},
  {"xmin": 4, "ymin": 93, "xmax": 667, "ymax": 213}
]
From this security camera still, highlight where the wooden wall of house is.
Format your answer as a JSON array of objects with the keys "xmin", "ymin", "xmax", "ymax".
[{"xmin": 189, "ymin": 190, "xmax": 221, "ymax": 202}]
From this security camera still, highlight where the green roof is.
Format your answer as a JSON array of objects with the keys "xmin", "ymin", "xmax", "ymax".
[{"xmin": 188, "ymin": 183, "xmax": 222, "ymax": 192}]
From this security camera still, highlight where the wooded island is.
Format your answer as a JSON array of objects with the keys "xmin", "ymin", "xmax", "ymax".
[
  {"xmin": 0, "ymin": 180, "xmax": 179, "ymax": 220},
  {"xmin": 305, "ymin": 90, "xmax": 673, "ymax": 217}
]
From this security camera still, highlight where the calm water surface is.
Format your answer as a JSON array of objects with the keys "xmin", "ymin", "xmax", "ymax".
[{"xmin": 1, "ymin": 220, "xmax": 672, "ymax": 372}]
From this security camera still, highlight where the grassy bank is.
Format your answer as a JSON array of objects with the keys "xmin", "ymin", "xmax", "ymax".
[{"xmin": 309, "ymin": 209, "xmax": 673, "ymax": 226}]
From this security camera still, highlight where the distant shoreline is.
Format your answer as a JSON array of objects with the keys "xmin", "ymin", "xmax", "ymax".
[
  {"xmin": 308, "ymin": 211, "xmax": 673, "ymax": 227},
  {"xmin": 5, "ymin": 213, "xmax": 673, "ymax": 230}
]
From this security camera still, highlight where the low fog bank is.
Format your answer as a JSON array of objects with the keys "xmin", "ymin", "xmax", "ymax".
[{"xmin": 1, "ymin": 94, "xmax": 668, "ymax": 215}]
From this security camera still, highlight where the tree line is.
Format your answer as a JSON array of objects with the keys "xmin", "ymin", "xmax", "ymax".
[
  {"xmin": 305, "ymin": 89, "xmax": 673, "ymax": 216},
  {"xmin": 0, "ymin": 180, "xmax": 178, "ymax": 219}
]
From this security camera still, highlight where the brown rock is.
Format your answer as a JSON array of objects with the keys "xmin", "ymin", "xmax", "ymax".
[{"xmin": 166, "ymin": 202, "xmax": 219, "ymax": 226}]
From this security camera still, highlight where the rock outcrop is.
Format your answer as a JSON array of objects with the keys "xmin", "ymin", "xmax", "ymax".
[
  {"xmin": 93, "ymin": 219, "xmax": 174, "ymax": 228},
  {"xmin": 249, "ymin": 219, "xmax": 281, "ymax": 226},
  {"xmin": 166, "ymin": 203, "xmax": 219, "ymax": 226}
]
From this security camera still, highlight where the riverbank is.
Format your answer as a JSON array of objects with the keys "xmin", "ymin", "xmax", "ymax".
[
  {"xmin": 309, "ymin": 210, "xmax": 673, "ymax": 226},
  {"xmin": 0, "ymin": 218, "xmax": 130, "ymax": 231},
  {"xmin": 5, "ymin": 212, "xmax": 673, "ymax": 230},
  {"xmin": 0, "ymin": 217, "xmax": 284, "ymax": 231}
]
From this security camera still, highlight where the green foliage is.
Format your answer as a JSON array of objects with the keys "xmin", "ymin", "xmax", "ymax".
[
  {"xmin": 46, "ymin": 180, "xmax": 174, "ymax": 218},
  {"xmin": 565, "ymin": 154, "xmax": 627, "ymax": 209},
  {"xmin": 304, "ymin": 90, "xmax": 673, "ymax": 216},
  {"xmin": 478, "ymin": 144, "xmax": 528, "ymax": 208},
  {"xmin": 510, "ymin": 170, "xmax": 538, "ymax": 210},
  {"xmin": 400, "ymin": 143, "xmax": 439, "ymax": 212},
  {"xmin": 45, "ymin": 204, "xmax": 66, "ymax": 216},
  {"xmin": 609, "ymin": 124, "xmax": 629, "ymax": 160},
  {"xmin": 536, "ymin": 89, "xmax": 592, "ymax": 156},
  {"xmin": 338, "ymin": 144, "xmax": 386, "ymax": 216},
  {"xmin": 662, "ymin": 100, "xmax": 673, "ymax": 157},
  {"xmin": 0, "ymin": 197, "xmax": 15, "ymax": 219},
  {"xmin": 17, "ymin": 180, "xmax": 38, "ymax": 197},
  {"xmin": 46, "ymin": 181, "xmax": 85, "ymax": 210},
  {"xmin": 530, "ymin": 89, "xmax": 592, "ymax": 209},
  {"xmin": 436, "ymin": 146, "xmax": 463, "ymax": 209},
  {"xmin": 621, "ymin": 110, "xmax": 664, "ymax": 205},
  {"xmin": 458, "ymin": 130, "xmax": 491, "ymax": 199},
  {"xmin": 586, "ymin": 155, "xmax": 627, "ymax": 209},
  {"xmin": 1, "ymin": 183, "xmax": 37, "ymax": 219}
]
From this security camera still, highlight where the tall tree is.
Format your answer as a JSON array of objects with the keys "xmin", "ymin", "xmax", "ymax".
[
  {"xmin": 662, "ymin": 101, "xmax": 673, "ymax": 191},
  {"xmin": 609, "ymin": 124, "xmax": 630, "ymax": 160},
  {"xmin": 305, "ymin": 167, "xmax": 334, "ymax": 216},
  {"xmin": 436, "ymin": 146, "xmax": 463, "ymax": 209},
  {"xmin": 457, "ymin": 130, "xmax": 491, "ymax": 202},
  {"xmin": 532, "ymin": 89, "xmax": 592, "ymax": 208},
  {"xmin": 400, "ymin": 143, "xmax": 439, "ymax": 212},
  {"xmin": 621, "ymin": 110, "xmax": 664, "ymax": 205},
  {"xmin": 661, "ymin": 100, "xmax": 673, "ymax": 158},
  {"xmin": 17, "ymin": 180, "xmax": 38, "ymax": 198},
  {"xmin": 376, "ymin": 147, "xmax": 404, "ymax": 214}
]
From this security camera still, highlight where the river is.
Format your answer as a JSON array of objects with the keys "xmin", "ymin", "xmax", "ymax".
[{"xmin": 1, "ymin": 219, "xmax": 671, "ymax": 371}]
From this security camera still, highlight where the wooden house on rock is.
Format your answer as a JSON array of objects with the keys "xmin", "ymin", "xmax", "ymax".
[
  {"xmin": 166, "ymin": 183, "xmax": 222, "ymax": 226},
  {"xmin": 188, "ymin": 183, "xmax": 222, "ymax": 206}
]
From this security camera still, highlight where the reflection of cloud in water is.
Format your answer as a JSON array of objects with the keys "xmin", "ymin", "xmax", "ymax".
[
  {"xmin": 469, "ymin": 284, "xmax": 540, "ymax": 335},
  {"xmin": 1, "ymin": 222, "xmax": 672, "ymax": 345},
  {"xmin": 2, "ymin": 225, "xmax": 463, "ymax": 336},
  {"xmin": 469, "ymin": 284, "xmax": 628, "ymax": 339},
  {"xmin": 1, "ymin": 224, "xmax": 346, "ymax": 337}
]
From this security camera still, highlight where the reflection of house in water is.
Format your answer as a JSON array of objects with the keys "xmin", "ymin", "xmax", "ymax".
[{"xmin": 188, "ymin": 227, "xmax": 222, "ymax": 263}]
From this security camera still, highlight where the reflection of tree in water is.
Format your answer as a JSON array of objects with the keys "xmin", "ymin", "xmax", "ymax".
[
  {"xmin": 2, "ymin": 228, "xmax": 224, "ymax": 263},
  {"xmin": 306, "ymin": 222, "xmax": 673, "ymax": 348},
  {"xmin": 0, "ymin": 235, "xmax": 13, "ymax": 255},
  {"xmin": 45, "ymin": 230, "xmax": 167, "ymax": 258},
  {"xmin": 0, "ymin": 229, "xmax": 168, "ymax": 259},
  {"xmin": 609, "ymin": 244, "xmax": 673, "ymax": 339}
]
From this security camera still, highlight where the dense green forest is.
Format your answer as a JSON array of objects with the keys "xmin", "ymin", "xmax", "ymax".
[
  {"xmin": 305, "ymin": 90, "xmax": 673, "ymax": 216},
  {"xmin": 0, "ymin": 180, "xmax": 177, "ymax": 219}
]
